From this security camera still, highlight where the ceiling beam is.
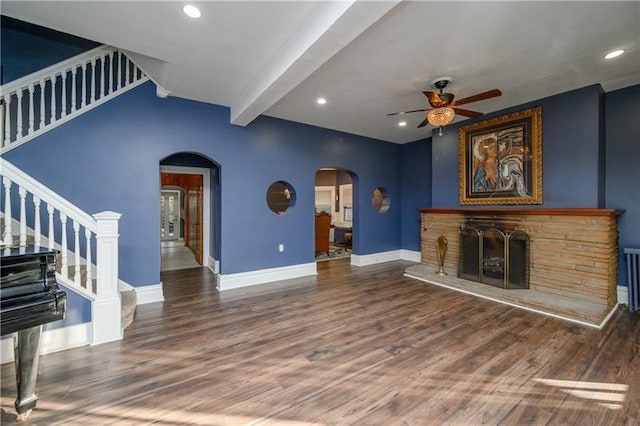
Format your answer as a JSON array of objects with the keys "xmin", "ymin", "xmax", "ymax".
[{"xmin": 230, "ymin": 0, "xmax": 401, "ymax": 127}]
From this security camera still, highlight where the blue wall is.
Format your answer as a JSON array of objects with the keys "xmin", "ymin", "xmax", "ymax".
[
  {"xmin": 432, "ymin": 85, "xmax": 604, "ymax": 208},
  {"xmin": 400, "ymin": 138, "xmax": 432, "ymax": 251},
  {"xmin": 1, "ymin": 16, "xmax": 98, "ymax": 84},
  {"xmin": 4, "ymin": 82, "xmax": 403, "ymax": 286},
  {"xmin": 605, "ymin": 85, "xmax": 640, "ymax": 285}
]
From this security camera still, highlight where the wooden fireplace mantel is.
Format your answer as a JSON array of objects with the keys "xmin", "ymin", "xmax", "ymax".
[{"xmin": 418, "ymin": 207, "xmax": 624, "ymax": 217}]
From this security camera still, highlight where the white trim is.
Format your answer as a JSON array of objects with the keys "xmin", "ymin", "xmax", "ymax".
[
  {"xmin": 160, "ymin": 165, "xmax": 211, "ymax": 266},
  {"xmin": 135, "ymin": 283, "xmax": 165, "ymax": 305},
  {"xmin": 315, "ymin": 185, "xmax": 337, "ymax": 222},
  {"xmin": 404, "ymin": 272, "xmax": 619, "ymax": 329},
  {"xmin": 618, "ymin": 285, "xmax": 628, "ymax": 306},
  {"xmin": 118, "ymin": 279, "xmax": 135, "ymax": 292},
  {"xmin": 1, "ymin": 322, "xmax": 91, "ymax": 365},
  {"xmin": 1, "ymin": 159, "xmax": 97, "ymax": 232},
  {"xmin": 350, "ymin": 250, "xmax": 402, "ymax": 267},
  {"xmin": 218, "ymin": 262, "xmax": 317, "ymax": 291},
  {"xmin": 208, "ymin": 256, "xmax": 219, "ymax": 274},
  {"xmin": 400, "ymin": 249, "xmax": 421, "ymax": 263},
  {"xmin": 339, "ymin": 184, "xmax": 353, "ymax": 226}
]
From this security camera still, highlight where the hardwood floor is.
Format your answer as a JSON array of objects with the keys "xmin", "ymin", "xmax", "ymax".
[{"xmin": 2, "ymin": 259, "xmax": 639, "ymax": 425}]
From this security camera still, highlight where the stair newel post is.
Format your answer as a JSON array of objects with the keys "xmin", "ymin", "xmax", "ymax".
[
  {"xmin": 60, "ymin": 213, "xmax": 68, "ymax": 279},
  {"xmin": 18, "ymin": 186, "xmax": 27, "ymax": 247},
  {"xmin": 92, "ymin": 211, "xmax": 122, "ymax": 344},
  {"xmin": 47, "ymin": 205, "xmax": 55, "ymax": 251},
  {"xmin": 2, "ymin": 177, "xmax": 12, "ymax": 246},
  {"xmin": 33, "ymin": 195, "xmax": 41, "ymax": 250},
  {"xmin": 73, "ymin": 220, "xmax": 81, "ymax": 285},
  {"xmin": 85, "ymin": 228, "xmax": 92, "ymax": 287}
]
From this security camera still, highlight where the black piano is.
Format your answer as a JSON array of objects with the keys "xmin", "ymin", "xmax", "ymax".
[{"xmin": 1, "ymin": 247, "xmax": 67, "ymax": 422}]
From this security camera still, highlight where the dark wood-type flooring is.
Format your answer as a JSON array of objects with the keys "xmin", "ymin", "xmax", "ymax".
[{"xmin": 2, "ymin": 259, "xmax": 639, "ymax": 425}]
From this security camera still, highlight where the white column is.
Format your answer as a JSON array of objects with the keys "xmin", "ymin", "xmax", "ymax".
[
  {"xmin": 2, "ymin": 177, "xmax": 12, "ymax": 246},
  {"xmin": 71, "ymin": 67, "xmax": 78, "ymax": 113},
  {"xmin": 61, "ymin": 71, "xmax": 67, "ymax": 117},
  {"xmin": 16, "ymin": 89, "xmax": 23, "ymax": 140},
  {"xmin": 92, "ymin": 211, "xmax": 122, "ymax": 345},
  {"xmin": 81, "ymin": 63, "xmax": 87, "ymax": 108}
]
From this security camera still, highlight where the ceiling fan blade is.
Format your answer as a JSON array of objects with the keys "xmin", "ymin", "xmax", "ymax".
[
  {"xmin": 453, "ymin": 107, "xmax": 483, "ymax": 118},
  {"xmin": 417, "ymin": 116, "xmax": 430, "ymax": 128},
  {"xmin": 452, "ymin": 89, "xmax": 502, "ymax": 106},
  {"xmin": 387, "ymin": 108, "xmax": 428, "ymax": 116},
  {"xmin": 423, "ymin": 91, "xmax": 443, "ymax": 107}
]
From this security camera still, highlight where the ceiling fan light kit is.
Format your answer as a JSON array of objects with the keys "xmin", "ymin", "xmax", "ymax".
[
  {"xmin": 427, "ymin": 107, "xmax": 455, "ymax": 136},
  {"xmin": 388, "ymin": 77, "xmax": 502, "ymax": 137}
]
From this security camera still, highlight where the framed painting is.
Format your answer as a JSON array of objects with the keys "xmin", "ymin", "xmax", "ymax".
[{"xmin": 458, "ymin": 106, "xmax": 542, "ymax": 205}]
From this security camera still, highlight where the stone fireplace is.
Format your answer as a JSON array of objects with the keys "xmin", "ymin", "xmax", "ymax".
[{"xmin": 412, "ymin": 208, "xmax": 623, "ymax": 326}]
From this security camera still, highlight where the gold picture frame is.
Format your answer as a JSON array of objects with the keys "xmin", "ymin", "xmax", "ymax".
[{"xmin": 458, "ymin": 106, "xmax": 542, "ymax": 205}]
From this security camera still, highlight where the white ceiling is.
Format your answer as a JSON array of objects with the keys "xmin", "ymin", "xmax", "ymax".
[{"xmin": 3, "ymin": 1, "xmax": 639, "ymax": 144}]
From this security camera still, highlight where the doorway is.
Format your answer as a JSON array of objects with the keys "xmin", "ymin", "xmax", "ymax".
[{"xmin": 314, "ymin": 168, "xmax": 355, "ymax": 262}]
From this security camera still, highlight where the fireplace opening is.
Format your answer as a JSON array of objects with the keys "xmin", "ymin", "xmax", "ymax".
[{"xmin": 459, "ymin": 224, "xmax": 529, "ymax": 289}]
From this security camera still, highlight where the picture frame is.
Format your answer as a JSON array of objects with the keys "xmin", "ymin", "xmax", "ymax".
[{"xmin": 458, "ymin": 106, "xmax": 542, "ymax": 205}]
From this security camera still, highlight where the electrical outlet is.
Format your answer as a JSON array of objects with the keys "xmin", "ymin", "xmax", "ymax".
[{"xmin": 278, "ymin": 244, "xmax": 284, "ymax": 252}]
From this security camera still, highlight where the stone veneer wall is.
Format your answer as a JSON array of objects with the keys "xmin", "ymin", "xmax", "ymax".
[{"xmin": 419, "ymin": 209, "xmax": 620, "ymax": 310}]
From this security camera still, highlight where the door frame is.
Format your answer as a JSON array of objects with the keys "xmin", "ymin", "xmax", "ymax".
[{"xmin": 159, "ymin": 165, "xmax": 211, "ymax": 268}]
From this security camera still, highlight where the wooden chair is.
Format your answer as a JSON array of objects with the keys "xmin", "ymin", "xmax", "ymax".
[{"xmin": 315, "ymin": 212, "xmax": 331, "ymax": 256}]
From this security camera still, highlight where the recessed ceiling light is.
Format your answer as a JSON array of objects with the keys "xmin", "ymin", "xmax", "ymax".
[
  {"xmin": 604, "ymin": 49, "xmax": 624, "ymax": 59},
  {"xmin": 316, "ymin": 98, "xmax": 327, "ymax": 105},
  {"xmin": 398, "ymin": 121, "xmax": 407, "ymax": 127},
  {"xmin": 183, "ymin": 5, "xmax": 201, "ymax": 18}
]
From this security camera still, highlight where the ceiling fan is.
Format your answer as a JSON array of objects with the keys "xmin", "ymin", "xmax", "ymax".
[{"xmin": 388, "ymin": 78, "xmax": 502, "ymax": 135}]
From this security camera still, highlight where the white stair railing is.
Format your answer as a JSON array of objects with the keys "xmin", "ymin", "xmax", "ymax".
[
  {"xmin": 0, "ymin": 158, "xmax": 122, "ymax": 344},
  {"xmin": 1, "ymin": 45, "xmax": 149, "ymax": 154}
]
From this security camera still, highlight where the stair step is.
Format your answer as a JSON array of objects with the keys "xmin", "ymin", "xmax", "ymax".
[{"xmin": 121, "ymin": 289, "xmax": 137, "ymax": 331}]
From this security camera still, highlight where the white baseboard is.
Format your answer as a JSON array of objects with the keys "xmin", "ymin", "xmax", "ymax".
[
  {"xmin": 135, "ymin": 283, "xmax": 164, "ymax": 305},
  {"xmin": 400, "ymin": 249, "xmax": 421, "ymax": 263},
  {"xmin": 119, "ymin": 279, "xmax": 135, "ymax": 292},
  {"xmin": 618, "ymin": 285, "xmax": 628, "ymax": 306},
  {"xmin": 1, "ymin": 322, "xmax": 91, "ymax": 365},
  {"xmin": 208, "ymin": 256, "xmax": 219, "ymax": 274},
  {"xmin": 351, "ymin": 250, "xmax": 403, "ymax": 267},
  {"xmin": 218, "ymin": 262, "xmax": 317, "ymax": 291}
]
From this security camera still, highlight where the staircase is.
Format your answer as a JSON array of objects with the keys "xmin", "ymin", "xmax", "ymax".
[
  {"xmin": 1, "ymin": 45, "xmax": 149, "ymax": 154},
  {"xmin": 0, "ymin": 45, "xmax": 147, "ymax": 359}
]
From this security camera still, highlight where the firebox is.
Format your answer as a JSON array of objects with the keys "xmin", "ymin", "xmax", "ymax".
[{"xmin": 458, "ymin": 222, "xmax": 529, "ymax": 289}]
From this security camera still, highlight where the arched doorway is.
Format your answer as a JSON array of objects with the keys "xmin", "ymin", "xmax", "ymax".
[
  {"xmin": 314, "ymin": 168, "xmax": 356, "ymax": 262},
  {"xmin": 159, "ymin": 153, "xmax": 220, "ymax": 273}
]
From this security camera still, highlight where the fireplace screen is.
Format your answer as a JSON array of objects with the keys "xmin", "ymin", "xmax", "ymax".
[{"xmin": 459, "ymin": 225, "xmax": 529, "ymax": 289}]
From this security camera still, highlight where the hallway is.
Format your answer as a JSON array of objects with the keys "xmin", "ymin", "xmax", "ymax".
[{"xmin": 161, "ymin": 241, "xmax": 200, "ymax": 271}]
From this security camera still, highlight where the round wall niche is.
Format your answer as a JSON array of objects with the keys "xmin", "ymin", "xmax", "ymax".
[
  {"xmin": 372, "ymin": 187, "xmax": 390, "ymax": 213},
  {"xmin": 266, "ymin": 181, "xmax": 296, "ymax": 215}
]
